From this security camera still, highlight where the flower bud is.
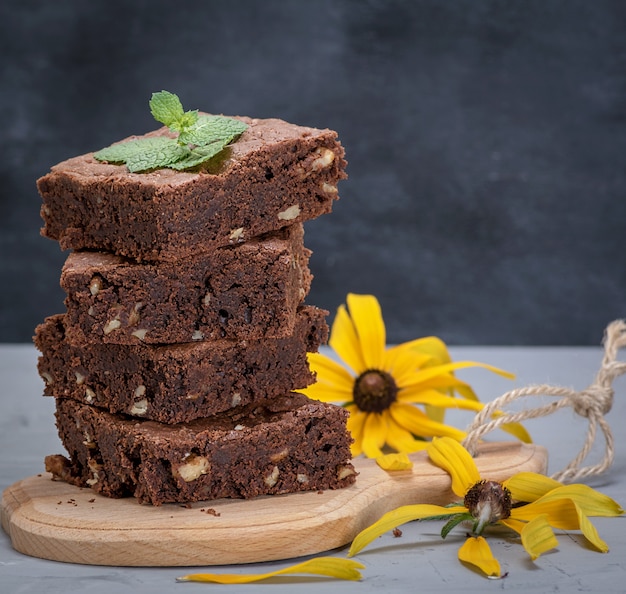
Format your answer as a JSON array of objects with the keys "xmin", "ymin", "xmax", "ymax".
[{"xmin": 464, "ymin": 480, "xmax": 512, "ymax": 534}]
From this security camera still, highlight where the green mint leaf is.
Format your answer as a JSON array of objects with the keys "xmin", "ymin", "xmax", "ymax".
[
  {"xmin": 94, "ymin": 91, "xmax": 248, "ymax": 172},
  {"xmin": 149, "ymin": 91, "xmax": 186, "ymax": 128},
  {"xmin": 94, "ymin": 137, "xmax": 189, "ymax": 172},
  {"xmin": 94, "ymin": 141, "xmax": 139, "ymax": 164},
  {"xmin": 179, "ymin": 115, "xmax": 247, "ymax": 147},
  {"xmin": 173, "ymin": 109, "xmax": 199, "ymax": 135},
  {"xmin": 149, "ymin": 90, "xmax": 199, "ymax": 135},
  {"xmin": 168, "ymin": 141, "xmax": 230, "ymax": 170},
  {"xmin": 124, "ymin": 138, "xmax": 190, "ymax": 172}
]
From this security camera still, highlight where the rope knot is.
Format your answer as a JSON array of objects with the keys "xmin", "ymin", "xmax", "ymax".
[
  {"xmin": 571, "ymin": 384, "xmax": 613, "ymax": 418},
  {"xmin": 463, "ymin": 319, "xmax": 626, "ymax": 482}
]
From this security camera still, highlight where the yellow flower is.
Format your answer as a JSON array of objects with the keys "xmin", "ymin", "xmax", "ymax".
[
  {"xmin": 299, "ymin": 293, "xmax": 528, "ymax": 458},
  {"xmin": 349, "ymin": 437, "xmax": 624, "ymax": 578}
]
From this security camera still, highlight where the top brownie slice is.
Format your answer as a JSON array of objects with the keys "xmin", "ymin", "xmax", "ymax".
[{"xmin": 37, "ymin": 116, "xmax": 347, "ymax": 262}]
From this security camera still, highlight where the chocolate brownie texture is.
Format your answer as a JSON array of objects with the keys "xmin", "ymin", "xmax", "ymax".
[
  {"xmin": 35, "ymin": 305, "xmax": 328, "ymax": 424},
  {"xmin": 38, "ymin": 116, "xmax": 347, "ymax": 262},
  {"xmin": 61, "ymin": 224, "xmax": 312, "ymax": 344},
  {"xmin": 47, "ymin": 394, "xmax": 357, "ymax": 505}
]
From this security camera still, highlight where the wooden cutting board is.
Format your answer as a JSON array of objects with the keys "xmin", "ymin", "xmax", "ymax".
[{"xmin": 1, "ymin": 441, "xmax": 546, "ymax": 567}]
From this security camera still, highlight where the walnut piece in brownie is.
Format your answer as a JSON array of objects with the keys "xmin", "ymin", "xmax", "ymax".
[
  {"xmin": 38, "ymin": 116, "xmax": 347, "ymax": 262},
  {"xmin": 49, "ymin": 394, "xmax": 357, "ymax": 505},
  {"xmin": 61, "ymin": 224, "xmax": 312, "ymax": 344},
  {"xmin": 35, "ymin": 305, "xmax": 328, "ymax": 424}
]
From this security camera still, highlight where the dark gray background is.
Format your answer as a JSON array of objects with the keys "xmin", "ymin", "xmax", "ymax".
[{"xmin": 2, "ymin": 0, "xmax": 625, "ymax": 345}]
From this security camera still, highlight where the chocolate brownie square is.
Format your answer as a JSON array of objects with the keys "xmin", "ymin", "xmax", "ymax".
[
  {"xmin": 38, "ymin": 116, "xmax": 346, "ymax": 262},
  {"xmin": 35, "ymin": 305, "xmax": 328, "ymax": 424},
  {"xmin": 61, "ymin": 224, "xmax": 312, "ymax": 344},
  {"xmin": 47, "ymin": 394, "xmax": 357, "ymax": 505}
]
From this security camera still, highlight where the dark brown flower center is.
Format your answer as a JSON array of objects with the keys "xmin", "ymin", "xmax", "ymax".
[
  {"xmin": 353, "ymin": 369, "xmax": 398, "ymax": 413},
  {"xmin": 464, "ymin": 480, "xmax": 512, "ymax": 527}
]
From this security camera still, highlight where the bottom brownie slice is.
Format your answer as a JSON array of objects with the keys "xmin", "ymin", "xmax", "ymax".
[
  {"xmin": 35, "ymin": 305, "xmax": 328, "ymax": 423},
  {"xmin": 46, "ymin": 394, "xmax": 356, "ymax": 505}
]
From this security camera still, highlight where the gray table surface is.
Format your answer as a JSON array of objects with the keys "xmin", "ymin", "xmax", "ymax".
[{"xmin": 1, "ymin": 342, "xmax": 625, "ymax": 593}]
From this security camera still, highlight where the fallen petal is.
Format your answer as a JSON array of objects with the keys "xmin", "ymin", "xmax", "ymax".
[
  {"xmin": 457, "ymin": 536, "xmax": 501, "ymax": 577},
  {"xmin": 177, "ymin": 557, "xmax": 365, "ymax": 583}
]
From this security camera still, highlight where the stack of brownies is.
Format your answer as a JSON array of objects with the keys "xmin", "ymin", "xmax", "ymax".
[{"xmin": 34, "ymin": 115, "xmax": 357, "ymax": 505}]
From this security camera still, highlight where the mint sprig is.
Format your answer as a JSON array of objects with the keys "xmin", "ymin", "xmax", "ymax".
[{"xmin": 94, "ymin": 91, "xmax": 248, "ymax": 173}]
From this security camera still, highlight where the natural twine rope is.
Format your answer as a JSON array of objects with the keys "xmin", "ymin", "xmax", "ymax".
[{"xmin": 462, "ymin": 320, "xmax": 626, "ymax": 483}]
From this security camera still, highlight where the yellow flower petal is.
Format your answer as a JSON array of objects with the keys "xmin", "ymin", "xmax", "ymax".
[
  {"xmin": 376, "ymin": 452, "xmax": 413, "ymax": 471},
  {"xmin": 574, "ymin": 507, "xmax": 610, "ymax": 552},
  {"xmin": 345, "ymin": 405, "xmax": 366, "ymax": 457},
  {"xmin": 350, "ymin": 444, "xmax": 363, "ymax": 457},
  {"xmin": 397, "ymin": 387, "xmax": 484, "ymax": 412},
  {"xmin": 511, "ymin": 498, "xmax": 581, "ymax": 529},
  {"xmin": 385, "ymin": 416, "xmax": 430, "ymax": 453},
  {"xmin": 512, "ymin": 499, "xmax": 609, "ymax": 551},
  {"xmin": 503, "ymin": 472, "xmax": 563, "ymax": 503},
  {"xmin": 177, "ymin": 557, "xmax": 365, "ymax": 583},
  {"xmin": 329, "ymin": 304, "xmax": 366, "ymax": 375},
  {"xmin": 396, "ymin": 390, "xmax": 530, "ymax": 444},
  {"xmin": 427, "ymin": 437, "xmax": 481, "ymax": 498},
  {"xmin": 299, "ymin": 380, "xmax": 353, "ymax": 403},
  {"xmin": 424, "ymin": 404, "xmax": 446, "ymax": 425},
  {"xmin": 406, "ymin": 372, "xmax": 477, "ymax": 396},
  {"xmin": 360, "ymin": 412, "xmax": 388, "ymax": 459},
  {"xmin": 399, "ymin": 372, "xmax": 470, "ymax": 423},
  {"xmin": 346, "ymin": 293, "xmax": 386, "ymax": 369},
  {"xmin": 403, "ymin": 361, "xmax": 515, "ymax": 389},
  {"xmin": 390, "ymin": 403, "xmax": 466, "ymax": 441},
  {"xmin": 499, "ymin": 516, "xmax": 526, "ymax": 535},
  {"xmin": 349, "ymin": 504, "xmax": 464, "ymax": 556},
  {"xmin": 498, "ymin": 420, "xmax": 533, "ymax": 444},
  {"xmin": 519, "ymin": 514, "xmax": 559, "ymax": 560},
  {"xmin": 457, "ymin": 536, "xmax": 501, "ymax": 578},
  {"xmin": 305, "ymin": 352, "xmax": 355, "ymax": 391},
  {"xmin": 410, "ymin": 336, "xmax": 453, "ymax": 364},
  {"xmin": 383, "ymin": 341, "xmax": 434, "ymax": 385},
  {"xmin": 448, "ymin": 378, "xmax": 480, "ymax": 402},
  {"xmin": 533, "ymin": 484, "xmax": 624, "ymax": 517}
]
